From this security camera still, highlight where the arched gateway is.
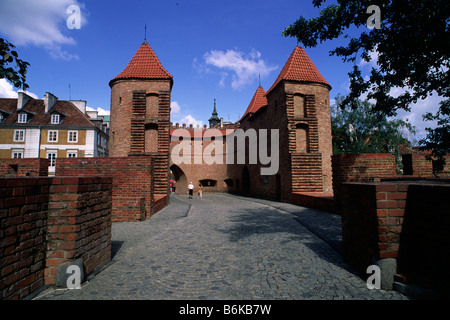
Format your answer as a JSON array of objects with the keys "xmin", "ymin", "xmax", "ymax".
[{"xmin": 109, "ymin": 38, "xmax": 333, "ymax": 205}]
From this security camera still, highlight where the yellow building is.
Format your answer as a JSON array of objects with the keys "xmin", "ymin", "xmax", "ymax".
[{"xmin": 0, "ymin": 92, "xmax": 109, "ymax": 174}]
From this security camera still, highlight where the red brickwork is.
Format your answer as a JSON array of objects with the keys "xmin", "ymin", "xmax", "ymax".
[
  {"xmin": 56, "ymin": 156, "xmax": 154, "ymax": 222},
  {"xmin": 109, "ymin": 80, "xmax": 172, "ymax": 158},
  {"xmin": 339, "ymin": 181, "xmax": 450, "ymax": 294},
  {"xmin": 332, "ymin": 153, "xmax": 397, "ymax": 212},
  {"xmin": 45, "ymin": 177, "xmax": 112, "ymax": 284},
  {"xmin": 0, "ymin": 177, "xmax": 49, "ymax": 300},
  {"xmin": 0, "ymin": 158, "xmax": 48, "ymax": 177},
  {"xmin": 0, "ymin": 176, "xmax": 113, "ymax": 300}
]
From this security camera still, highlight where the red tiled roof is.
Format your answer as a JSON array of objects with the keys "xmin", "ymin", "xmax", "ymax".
[
  {"xmin": 267, "ymin": 46, "xmax": 331, "ymax": 93},
  {"xmin": 109, "ymin": 41, "xmax": 173, "ymax": 86},
  {"xmin": 240, "ymin": 86, "xmax": 267, "ymax": 121}
]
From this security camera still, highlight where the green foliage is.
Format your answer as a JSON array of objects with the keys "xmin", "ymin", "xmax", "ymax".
[
  {"xmin": 283, "ymin": 0, "xmax": 449, "ymax": 164},
  {"xmin": 331, "ymin": 94, "xmax": 416, "ymax": 157},
  {"xmin": 0, "ymin": 38, "xmax": 30, "ymax": 90},
  {"xmin": 420, "ymin": 99, "xmax": 450, "ymax": 171}
]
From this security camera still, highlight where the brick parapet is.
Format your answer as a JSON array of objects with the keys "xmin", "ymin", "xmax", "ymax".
[
  {"xmin": 45, "ymin": 177, "xmax": 112, "ymax": 284},
  {"xmin": 0, "ymin": 158, "xmax": 49, "ymax": 177},
  {"xmin": 339, "ymin": 180, "xmax": 450, "ymax": 294},
  {"xmin": 55, "ymin": 156, "xmax": 154, "ymax": 221},
  {"xmin": 0, "ymin": 176, "xmax": 113, "ymax": 299}
]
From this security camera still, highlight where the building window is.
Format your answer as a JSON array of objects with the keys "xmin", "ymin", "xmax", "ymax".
[
  {"xmin": 68, "ymin": 131, "xmax": 78, "ymax": 143},
  {"xmin": 18, "ymin": 113, "xmax": 27, "ymax": 123},
  {"xmin": 48, "ymin": 130, "xmax": 58, "ymax": 142},
  {"xmin": 67, "ymin": 151, "xmax": 78, "ymax": 158},
  {"xmin": 14, "ymin": 130, "xmax": 25, "ymax": 142},
  {"xmin": 12, "ymin": 150, "xmax": 24, "ymax": 158},
  {"xmin": 51, "ymin": 114, "xmax": 60, "ymax": 124},
  {"xmin": 47, "ymin": 152, "xmax": 57, "ymax": 167}
]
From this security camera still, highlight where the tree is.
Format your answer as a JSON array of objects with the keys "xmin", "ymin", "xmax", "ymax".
[
  {"xmin": 420, "ymin": 99, "xmax": 450, "ymax": 172},
  {"xmin": 331, "ymin": 95, "xmax": 415, "ymax": 158},
  {"xmin": 283, "ymin": 0, "xmax": 449, "ymax": 159},
  {"xmin": 0, "ymin": 38, "xmax": 30, "ymax": 90}
]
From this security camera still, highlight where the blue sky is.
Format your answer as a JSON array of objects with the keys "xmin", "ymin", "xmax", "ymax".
[{"xmin": 0, "ymin": 0, "xmax": 442, "ymax": 139}]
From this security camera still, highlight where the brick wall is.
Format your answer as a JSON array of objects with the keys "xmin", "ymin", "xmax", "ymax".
[
  {"xmin": 0, "ymin": 176, "xmax": 112, "ymax": 300},
  {"xmin": 0, "ymin": 158, "xmax": 48, "ymax": 177},
  {"xmin": 55, "ymin": 156, "xmax": 155, "ymax": 221},
  {"xmin": 332, "ymin": 153, "xmax": 397, "ymax": 185},
  {"xmin": 45, "ymin": 177, "xmax": 112, "ymax": 284},
  {"xmin": 339, "ymin": 181, "xmax": 450, "ymax": 294},
  {"xmin": 332, "ymin": 153, "xmax": 397, "ymax": 212},
  {"xmin": 0, "ymin": 177, "xmax": 49, "ymax": 300}
]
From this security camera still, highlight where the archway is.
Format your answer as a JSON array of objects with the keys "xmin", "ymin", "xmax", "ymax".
[
  {"xmin": 170, "ymin": 164, "xmax": 187, "ymax": 194},
  {"xmin": 242, "ymin": 166, "xmax": 250, "ymax": 195}
]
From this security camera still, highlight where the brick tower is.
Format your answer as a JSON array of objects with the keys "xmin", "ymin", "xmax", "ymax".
[
  {"xmin": 266, "ymin": 45, "xmax": 333, "ymax": 193},
  {"xmin": 109, "ymin": 39, "xmax": 173, "ymax": 195}
]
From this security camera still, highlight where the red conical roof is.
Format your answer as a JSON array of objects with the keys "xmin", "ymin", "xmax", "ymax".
[
  {"xmin": 109, "ymin": 41, "xmax": 173, "ymax": 87},
  {"xmin": 267, "ymin": 46, "xmax": 331, "ymax": 93},
  {"xmin": 240, "ymin": 86, "xmax": 268, "ymax": 121}
]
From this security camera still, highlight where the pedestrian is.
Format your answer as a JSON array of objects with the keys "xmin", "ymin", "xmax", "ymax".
[
  {"xmin": 169, "ymin": 180, "xmax": 173, "ymax": 193},
  {"xmin": 198, "ymin": 184, "xmax": 202, "ymax": 199},
  {"xmin": 188, "ymin": 182, "xmax": 194, "ymax": 199}
]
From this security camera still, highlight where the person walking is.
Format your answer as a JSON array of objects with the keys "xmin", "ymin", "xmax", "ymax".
[
  {"xmin": 188, "ymin": 182, "xmax": 194, "ymax": 199},
  {"xmin": 197, "ymin": 184, "xmax": 203, "ymax": 199}
]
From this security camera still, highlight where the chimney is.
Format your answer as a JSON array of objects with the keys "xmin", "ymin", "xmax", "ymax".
[
  {"xmin": 220, "ymin": 117, "xmax": 223, "ymax": 128},
  {"xmin": 17, "ymin": 91, "xmax": 33, "ymax": 110},
  {"xmin": 70, "ymin": 100, "xmax": 87, "ymax": 114},
  {"xmin": 44, "ymin": 92, "xmax": 58, "ymax": 113}
]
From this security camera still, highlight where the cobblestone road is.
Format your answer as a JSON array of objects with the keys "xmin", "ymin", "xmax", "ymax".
[{"xmin": 34, "ymin": 193, "xmax": 410, "ymax": 300}]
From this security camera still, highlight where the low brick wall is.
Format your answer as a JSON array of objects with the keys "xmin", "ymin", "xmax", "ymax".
[
  {"xmin": 0, "ymin": 176, "xmax": 112, "ymax": 300},
  {"xmin": 0, "ymin": 158, "xmax": 48, "ymax": 177},
  {"xmin": 0, "ymin": 177, "xmax": 49, "ymax": 300},
  {"xmin": 291, "ymin": 191, "xmax": 335, "ymax": 213},
  {"xmin": 45, "ymin": 177, "xmax": 112, "ymax": 284},
  {"xmin": 56, "ymin": 156, "xmax": 154, "ymax": 222},
  {"xmin": 339, "ymin": 180, "xmax": 450, "ymax": 294}
]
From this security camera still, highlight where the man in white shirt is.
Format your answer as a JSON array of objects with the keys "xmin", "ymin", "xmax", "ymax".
[{"xmin": 188, "ymin": 182, "xmax": 194, "ymax": 199}]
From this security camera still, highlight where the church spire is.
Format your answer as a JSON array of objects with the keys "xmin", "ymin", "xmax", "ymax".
[
  {"xmin": 208, "ymin": 98, "xmax": 220, "ymax": 128},
  {"xmin": 212, "ymin": 99, "xmax": 218, "ymax": 115}
]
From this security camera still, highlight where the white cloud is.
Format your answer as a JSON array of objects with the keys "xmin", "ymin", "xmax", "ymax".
[
  {"xmin": 0, "ymin": 79, "xmax": 18, "ymax": 98},
  {"xmin": 393, "ymin": 93, "xmax": 443, "ymax": 139},
  {"xmin": 0, "ymin": 0, "xmax": 86, "ymax": 60},
  {"xmin": 199, "ymin": 48, "xmax": 277, "ymax": 90},
  {"xmin": 179, "ymin": 115, "xmax": 197, "ymax": 125},
  {"xmin": 171, "ymin": 101, "xmax": 181, "ymax": 115},
  {"xmin": 86, "ymin": 106, "xmax": 110, "ymax": 116},
  {"xmin": 0, "ymin": 79, "xmax": 38, "ymax": 99}
]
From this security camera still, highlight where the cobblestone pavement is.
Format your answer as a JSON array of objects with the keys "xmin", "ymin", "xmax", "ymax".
[{"xmin": 34, "ymin": 193, "xmax": 410, "ymax": 300}]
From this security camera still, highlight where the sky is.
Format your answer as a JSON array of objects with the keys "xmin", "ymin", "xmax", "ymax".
[{"xmin": 0, "ymin": 0, "xmax": 443, "ymax": 139}]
